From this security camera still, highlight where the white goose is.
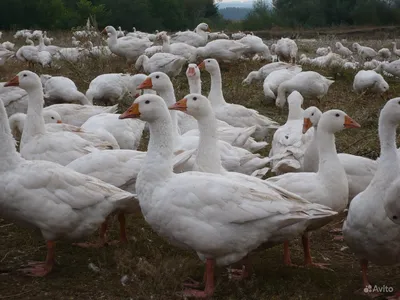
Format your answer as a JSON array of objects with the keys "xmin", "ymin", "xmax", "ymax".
[
  {"xmin": 40, "ymin": 75, "xmax": 91, "ymax": 105},
  {"xmin": 157, "ymin": 31, "xmax": 197, "ymax": 61},
  {"xmin": 276, "ymin": 71, "xmax": 334, "ymax": 108},
  {"xmin": 103, "ymin": 25, "xmax": 151, "ymax": 68},
  {"xmin": 200, "ymin": 58, "xmax": 279, "ymax": 140},
  {"xmin": 4, "ymin": 71, "xmax": 115, "ymax": 166},
  {"xmin": 267, "ymin": 109, "xmax": 361, "ymax": 268},
  {"xmin": 190, "ymin": 39, "xmax": 249, "ymax": 63},
  {"xmin": 242, "ymin": 62, "xmax": 295, "ymax": 85},
  {"xmin": 269, "ymin": 91, "xmax": 314, "ymax": 175},
  {"xmin": 118, "ymin": 93, "xmax": 336, "ymax": 298},
  {"xmin": 302, "ymin": 106, "xmax": 377, "ymax": 201},
  {"xmin": 352, "ymin": 42, "xmax": 377, "ymax": 61},
  {"xmin": 374, "ymin": 60, "xmax": 400, "ymax": 78},
  {"xmin": 262, "ymin": 67, "xmax": 302, "ymax": 102},
  {"xmin": 135, "ymin": 53, "xmax": 187, "ymax": 77},
  {"xmin": 335, "ymin": 42, "xmax": 352, "ymax": 58},
  {"xmin": 343, "ymin": 98, "xmax": 400, "ymax": 296},
  {"xmin": 353, "ymin": 70, "xmax": 389, "ymax": 97},
  {"xmin": 392, "ymin": 42, "xmax": 400, "ymax": 57},
  {"xmin": 137, "ymin": 72, "xmax": 271, "ymax": 176},
  {"xmin": 0, "ymin": 83, "xmax": 29, "ymax": 116},
  {"xmin": 0, "ymin": 95, "xmax": 135, "ymax": 277},
  {"xmin": 170, "ymin": 23, "xmax": 210, "ymax": 47}
]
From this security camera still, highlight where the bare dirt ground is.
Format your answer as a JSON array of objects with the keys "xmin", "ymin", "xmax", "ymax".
[{"xmin": 0, "ymin": 30, "xmax": 400, "ymax": 299}]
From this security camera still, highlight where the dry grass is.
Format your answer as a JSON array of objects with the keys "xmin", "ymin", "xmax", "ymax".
[{"xmin": 1, "ymin": 30, "xmax": 400, "ymax": 300}]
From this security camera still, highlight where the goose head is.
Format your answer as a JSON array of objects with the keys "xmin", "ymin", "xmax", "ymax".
[
  {"xmin": 318, "ymin": 109, "xmax": 360, "ymax": 134},
  {"xmin": 169, "ymin": 94, "xmax": 211, "ymax": 119},
  {"xmin": 198, "ymin": 58, "xmax": 219, "ymax": 73},
  {"xmin": 384, "ymin": 178, "xmax": 400, "ymax": 225},
  {"xmin": 102, "ymin": 26, "xmax": 116, "ymax": 35},
  {"xmin": 138, "ymin": 72, "xmax": 172, "ymax": 93},
  {"xmin": 186, "ymin": 64, "xmax": 200, "ymax": 79},
  {"xmin": 43, "ymin": 110, "xmax": 62, "ymax": 124},
  {"xmin": 4, "ymin": 70, "xmax": 41, "ymax": 92},
  {"xmin": 119, "ymin": 94, "xmax": 167, "ymax": 122},
  {"xmin": 196, "ymin": 23, "xmax": 211, "ymax": 33},
  {"xmin": 303, "ymin": 106, "xmax": 322, "ymax": 133},
  {"xmin": 352, "ymin": 42, "xmax": 360, "ymax": 51},
  {"xmin": 335, "ymin": 42, "xmax": 342, "ymax": 49}
]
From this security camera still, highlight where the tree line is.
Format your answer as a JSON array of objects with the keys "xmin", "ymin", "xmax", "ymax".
[{"xmin": 1, "ymin": 0, "xmax": 400, "ymax": 33}]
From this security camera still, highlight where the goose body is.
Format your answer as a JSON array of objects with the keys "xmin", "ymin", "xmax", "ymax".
[
  {"xmin": 335, "ymin": 42, "xmax": 353, "ymax": 58},
  {"xmin": 157, "ymin": 31, "xmax": 197, "ymax": 61},
  {"xmin": 353, "ymin": 70, "xmax": 389, "ymax": 96},
  {"xmin": 135, "ymin": 53, "xmax": 187, "ymax": 77},
  {"xmin": 276, "ymin": 71, "xmax": 334, "ymax": 108},
  {"xmin": 170, "ymin": 23, "xmax": 210, "ymax": 47},
  {"xmin": 263, "ymin": 67, "xmax": 302, "ymax": 101},
  {"xmin": 191, "ymin": 40, "xmax": 249, "ymax": 62},
  {"xmin": 243, "ymin": 62, "xmax": 295, "ymax": 85}
]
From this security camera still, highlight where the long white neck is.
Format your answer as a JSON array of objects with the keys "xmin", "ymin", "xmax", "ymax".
[
  {"xmin": 287, "ymin": 101, "xmax": 303, "ymax": 121},
  {"xmin": 0, "ymin": 102, "xmax": 21, "ymax": 171},
  {"xmin": 303, "ymin": 124, "xmax": 319, "ymax": 172},
  {"xmin": 162, "ymin": 36, "xmax": 171, "ymax": 52},
  {"xmin": 137, "ymin": 115, "xmax": 174, "ymax": 212},
  {"xmin": 107, "ymin": 31, "xmax": 118, "ymax": 47},
  {"xmin": 195, "ymin": 112, "xmax": 221, "ymax": 173},
  {"xmin": 21, "ymin": 87, "xmax": 46, "ymax": 146},
  {"xmin": 316, "ymin": 126, "xmax": 345, "ymax": 180},
  {"xmin": 370, "ymin": 115, "xmax": 399, "ymax": 189},
  {"xmin": 208, "ymin": 67, "xmax": 226, "ymax": 106},
  {"xmin": 188, "ymin": 76, "xmax": 201, "ymax": 94},
  {"xmin": 157, "ymin": 86, "xmax": 181, "ymax": 146}
]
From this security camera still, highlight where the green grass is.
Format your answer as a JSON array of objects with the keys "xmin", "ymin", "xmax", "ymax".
[{"xmin": 1, "ymin": 30, "xmax": 400, "ymax": 299}]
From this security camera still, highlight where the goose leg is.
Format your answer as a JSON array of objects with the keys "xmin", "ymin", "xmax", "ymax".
[
  {"xmin": 183, "ymin": 269, "xmax": 207, "ymax": 289},
  {"xmin": 229, "ymin": 255, "xmax": 251, "ymax": 281},
  {"xmin": 73, "ymin": 217, "xmax": 109, "ymax": 248},
  {"xmin": 183, "ymin": 258, "xmax": 215, "ymax": 298},
  {"xmin": 283, "ymin": 241, "xmax": 296, "ymax": 266},
  {"xmin": 18, "ymin": 241, "xmax": 55, "ymax": 277},
  {"xmin": 301, "ymin": 232, "xmax": 332, "ymax": 270},
  {"xmin": 107, "ymin": 213, "xmax": 128, "ymax": 245},
  {"xmin": 356, "ymin": 259, "xmax": 382, "ymax": 298}
]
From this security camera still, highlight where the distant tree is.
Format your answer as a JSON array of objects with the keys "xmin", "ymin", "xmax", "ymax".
[{"xmin": 242, "ymin": 0, "xmax": 274, "ymax": 30}]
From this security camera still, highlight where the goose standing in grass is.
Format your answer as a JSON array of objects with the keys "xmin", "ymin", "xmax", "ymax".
[
  {"xmin": 237, "ymin": 34, "xmax": 272, "ymax": 60},
  {"xmin": 316, "ymin": 46, "xmax": 331, "ymax": 56},
  {"xmin": 242, "ymin": 61, "xmax": 295, "ymax": 85},
  {"xmin": 269, "ymin": 91, "xmax": 313, "ymax": 175},
  {"xmin": 4, "ymin": 71, "xmax": 116, "ymax": 166},
  {"xmin": 274, "ymin": 38, "xmax": 298, "ymax": 63},
  {"xmin": 200, "ymin": 58, "xmax": 279, "ymax": 140},
  {"xmin": 378, "ymin": 48, "xmax": 391, "ymax": 60},
  {"xmin": 118, "ymin": 93, "xmax": 336, "ymax": 298},
  {"xmin": 103, "ymin": 25, "xmax": 151, "ymax": 69},
  {"xmin": 135, "ymin": 53, "xmax": 187, "ymax": 77},
  {"xmin": 343, "ymin": 98, "xmax": 400, "ymax": 297},
  {"xmin": 353, "ymin": 70, "xmax": 389, "ymax": 98},
  {"xmin": 302, "ymin": 106, "xmax": 377, "ymax": 201},
  {"xmin": 40, "ymin": 75, "xmax": 91, "ymax": 105},
  {"xmin": 352, "ymin": 43, "xmax": 377, "ymax": 61},
  {"xmin": 275, "ymin": 71, "xmax": 334, "ymax": 108},
  {"xmin": 190, "ymin": 39, "xmax": 249, "ymax": 63},
  {"xmin": 0, "ymin": 92, "xmax": 136, "ymax": 277},
  {"xmin": 262, "ymin": 67, "xmax": 302, "ymax": 102},
  {"xmin": 267, "ymin": 109, "xmax": 361, "ymax": 268}
]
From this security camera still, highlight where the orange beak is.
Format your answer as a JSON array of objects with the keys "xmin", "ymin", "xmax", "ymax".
[
  {"xmin": 187, "ymin": 67, "xmax": 196, "ymax": 77},
  {"xmin": 207, "ymin": 27, "xmax": 211, "ymax": 32},
  {"xmin": 344, "ymin": 115, "xmax": 361, "ymax": 129},
  {"xmin": 57, "ymin": 120, "xmax": 62, "ymax": 124},
  {"xmin": 197, "ymin": 61, "xmax": 205, "ymax": 70},
  {"xmin": 168, "ymin": 98, "xmax": 187, "ymax": 112},
  {"xmin": 138, "ymin": 77, "xmax": 153, "ymax": 90},
  {"xmin": 4, "ymin": 76, "xmax": 19, "ymax": 87},
  {"xmin": 303, "ymin": 118, "xmax": 312, "ymax": 134},
  {"xmin": 119, "ymin": 103, "xmax": 140, "ymax": 119},
  {"xmin": 101, "ymin": 28, "xmax": 107, "ymax": 34}
]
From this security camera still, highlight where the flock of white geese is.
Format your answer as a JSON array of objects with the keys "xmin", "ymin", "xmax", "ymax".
[{"xmin": 1, "ymin": 24, "xmax": 400, "ymax": 299}]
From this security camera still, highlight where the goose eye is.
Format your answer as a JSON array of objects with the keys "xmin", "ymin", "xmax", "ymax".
[
  {"xmin": 145, "ymin": 100, "xmax": 150, "ymax": 104},
  {"xmin": 398, "ymin": 101, "xmax": 400, "ymax": 105},
  {"xmin": 207, "ymin": 60, "xmax": 211, "ymax": 63},
  {"xmin": 335, "ymin": 113, "xmax": 340, "ymax": 117},
  {"xmin": 393, "ymin": 215, "xmax": 398, "ymax": 220},
  {"xmin": 51, "ymin": 117, "xmax": 54, "ymax": 119},
  {"xmin": 156, "ymin": 75, "xmax": 159, "ymax": 79},
  {"xmin": 311, "ymin": 113, "xmax": 314, "ymax": 116},
  {"xmin": 23, "ymin": 74, "xmax": 27, "ymax": 77},
  {"xmin": 193, "ymin": 97, "xmax": 197, "ymax": 101}
]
